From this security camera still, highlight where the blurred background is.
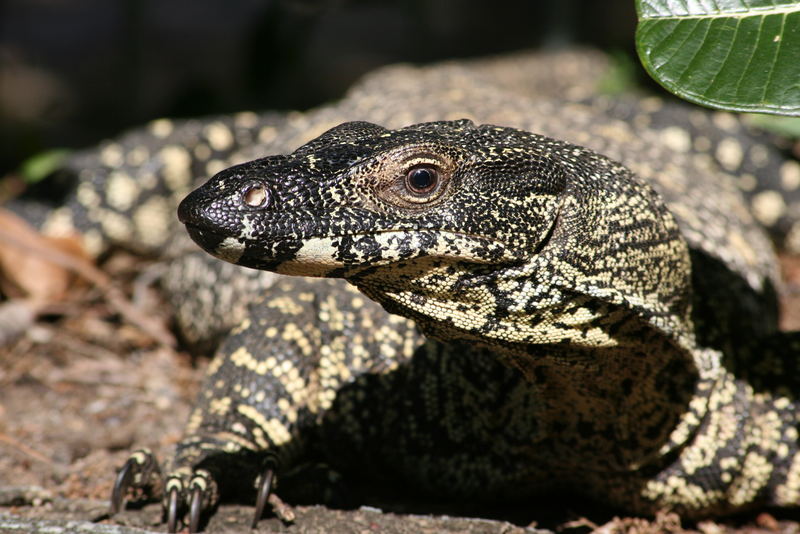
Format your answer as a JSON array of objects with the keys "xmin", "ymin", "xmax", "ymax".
[{"xmin": 0, "ymin": 0, "xmax": 639, "ymax": 177}]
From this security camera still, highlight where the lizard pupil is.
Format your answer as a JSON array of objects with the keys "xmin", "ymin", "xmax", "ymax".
[{"xmin": 406, "ymin": 167, "xmax": 438, "ymax": 193}]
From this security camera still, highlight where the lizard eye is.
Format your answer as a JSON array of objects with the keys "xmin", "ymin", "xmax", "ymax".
[
  {"xmin": 372, "ymin": 153, "xmax": 453, "ymax": 210},
  {"xmin": 405, "ymin": 166, "xmax": 439, "ymax": 194},
  {"xmin": 242, "ymin": 183, "xmax": 270, "ymax": 208}
]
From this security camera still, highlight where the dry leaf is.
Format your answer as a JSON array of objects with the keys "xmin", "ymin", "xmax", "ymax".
[{"xmin": 0, "ymin": 208, "xmax": 88, "ymax": 303}]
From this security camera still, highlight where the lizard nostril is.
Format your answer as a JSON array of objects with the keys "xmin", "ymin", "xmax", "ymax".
[{"xmin": 242, "ymin": 184, "xmax": 271, "ymax": 208}]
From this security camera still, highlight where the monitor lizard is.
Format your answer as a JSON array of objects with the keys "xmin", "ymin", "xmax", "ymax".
[{"xmin": 8, "ymin": 49, "xmax": 800, "ymax": 532}]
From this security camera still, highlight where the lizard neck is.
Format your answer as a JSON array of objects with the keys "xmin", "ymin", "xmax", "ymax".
[{"xmin": 357, "ymin": 264, "xmax": 718, "ymax": 472}]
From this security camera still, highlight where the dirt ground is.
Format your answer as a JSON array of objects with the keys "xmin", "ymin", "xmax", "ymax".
[{"xmin": 1, "ymin": 242, "xmax": 800, "ymax": 533}]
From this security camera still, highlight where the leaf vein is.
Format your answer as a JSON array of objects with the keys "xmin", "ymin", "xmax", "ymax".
[
  {"xmin": 762, "ymin": 12, "xmax": 786, "ymax": 104},
  {"xmin": 705, "ymin": 19, "xmax": 740, "ymax": 97},
  {"xmin": 658, "ymin": 19, "xmax": 702, "ymax": 73}
]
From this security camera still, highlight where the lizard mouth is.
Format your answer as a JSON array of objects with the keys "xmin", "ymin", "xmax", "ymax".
[
  {"xmin": 183, "ymin": 213, "xmax": 522, "ymax": 277},
  {"xmin": 183, "ymin": 222, "xmax": 226, "ymax": 252}
]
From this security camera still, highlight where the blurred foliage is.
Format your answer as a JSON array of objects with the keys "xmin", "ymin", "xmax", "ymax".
[
  {"xmin": 19, "ymin": 149, "xmax": 71, "ymax": 184},
  {"xmin": 597, "ymin": 50, "xmax": 639, "ymax": 95},
  {"xmin": 747, "ymin": 115, "xmax": 800, "ymax": 139}
]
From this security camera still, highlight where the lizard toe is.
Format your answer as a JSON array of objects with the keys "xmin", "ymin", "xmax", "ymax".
[
  {"xmin": 164, "ymin": 468, "xmax": 219, "ymax": 533},
  {"xmin": 110, "ymin": 448, "xmax": 163, "ymax": 515}
]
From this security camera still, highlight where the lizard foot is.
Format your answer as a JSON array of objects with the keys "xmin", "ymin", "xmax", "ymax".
[
  {"xmin": 110, "ymin": 449, "xmax": 221, "ymax": 533},
  {"xmin": 111, "ymin": 447, "xmax": 295, "ymax": 531}
]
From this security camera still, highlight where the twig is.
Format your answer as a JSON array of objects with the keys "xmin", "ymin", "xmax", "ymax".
[
  {"xmin": 0, "ymin": 224, "xmax": 175, "ymax": 348},
  {"xmin": 0, "ymin": 432, "xmax": 56, "ymax": 466}
]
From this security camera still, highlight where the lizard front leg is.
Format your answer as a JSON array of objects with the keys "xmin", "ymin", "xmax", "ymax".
[{"xmin": 111, "ymin": 275, "xmax": 422, "ymax": 532}]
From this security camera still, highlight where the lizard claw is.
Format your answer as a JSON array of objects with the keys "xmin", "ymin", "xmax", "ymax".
[
  {"xmin": 189, "ymin": 485, "xmax": 203, "ymax": 533},
  {"xmin": 162, "ymin": 469, "xmax": 218, "ymax": 532},
  {"xmin": 251, "ymin": 458, "xmax": 295, "ymax": 526},
  {"xmin": 110, "ymin": 459, "xmax": 135, "ymax": 515},
  {"xmin": 110, "ymin": 449, "xmax": 162, "ymax": 515},
  {"xmin": 252, "ymin": 464, "xmax": 275, "ymax": 528},
  {"xmin": 166, "ymin": 485, "xmax": 180, "ymax": 533}
]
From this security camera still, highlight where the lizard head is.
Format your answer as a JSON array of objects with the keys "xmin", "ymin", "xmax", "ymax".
[
  {"xmin": 178, "ymin": 119, "xmax": 565, "ymax": 277},
  {"xmin": 179, "ymin": 119, "xmax": 691, "ymax": 351}
]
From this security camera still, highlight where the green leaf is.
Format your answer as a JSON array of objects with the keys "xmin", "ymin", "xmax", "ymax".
[
  {"xmin": 636, "ymin": 0, "xmax": 800, "ymax": 116},
  {"xmin": 19, "ymin": 149, "xmax": 71, "ymax": 184}
]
